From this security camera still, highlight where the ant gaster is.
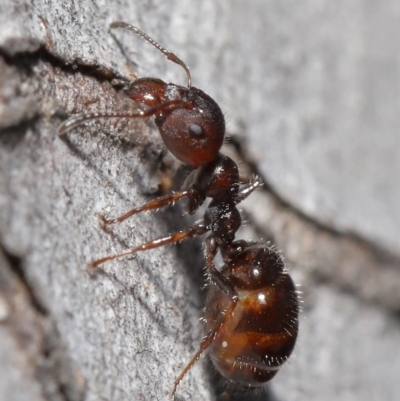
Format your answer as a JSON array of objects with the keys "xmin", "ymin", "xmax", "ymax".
[{"xmin": 59, "ymin": 21, "xmax": 299, "ymax": 399}]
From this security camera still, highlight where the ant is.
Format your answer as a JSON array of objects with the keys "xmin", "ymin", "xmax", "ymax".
[{"xmin": 59, "ymin": 21, "xmax": 299, "ymax": 400}]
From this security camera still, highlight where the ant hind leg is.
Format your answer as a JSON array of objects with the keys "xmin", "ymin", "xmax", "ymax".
[{"xmin": 172, "ymin": 236, "xmax": 238, "ymax": 399}]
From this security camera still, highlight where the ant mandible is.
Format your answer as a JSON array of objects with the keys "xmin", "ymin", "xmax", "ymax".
[{"xmin": 59, "ymin": 21, "xmax": 299, "ymax": 399}]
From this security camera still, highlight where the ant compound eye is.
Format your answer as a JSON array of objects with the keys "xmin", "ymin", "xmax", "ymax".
[{"xmin": 188, "ymin": 123, "xmax": 204, "ymax": 138}]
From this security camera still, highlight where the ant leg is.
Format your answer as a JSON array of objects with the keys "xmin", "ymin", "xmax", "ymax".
[
  {"xmin": 172, "ymin": 297, "xmax": 238, "ymax": 399},
  {"xmin": 99, "ymin": 189, "xmax": 195, "ymax": 225},
  {"xmin": 172, "ymin": 237, "xmax": 238, "ymax": 399},
  {"xmin": 58, "ymin": 100, "xmax": 184, "ymax": 135},
  {"xmin": 235, "ymin": 176, "xmax": 264, "ymax": 204},
  {"xmin": 89, "ymin": 223, "xmax": 207, "ymax": 270},
  {"xmin": 203, "ymin": 237, "xmax": 236, "ymax": 295}
]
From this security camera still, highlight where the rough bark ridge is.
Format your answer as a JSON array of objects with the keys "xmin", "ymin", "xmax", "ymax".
[{"xmin": 1, "ymin": 2, "xmax": 399, "ymax": 401}]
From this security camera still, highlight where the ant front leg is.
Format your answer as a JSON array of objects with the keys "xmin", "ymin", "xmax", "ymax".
[{"xmin": 99, "ymin": 189, "xmax": 195, "ymax": 225}]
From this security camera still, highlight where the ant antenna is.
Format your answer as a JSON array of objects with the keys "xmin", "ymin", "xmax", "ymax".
[{"xmin": 110, "ymin": 21, "xmax": 192, "ymax": 88}]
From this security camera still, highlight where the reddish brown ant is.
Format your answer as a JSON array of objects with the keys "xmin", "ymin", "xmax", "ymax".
[{"xmin": 59, "ymin": 21, "xmax": 299, "ymax": 399}]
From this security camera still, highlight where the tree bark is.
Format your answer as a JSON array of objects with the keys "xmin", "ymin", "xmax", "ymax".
[{"xmin": 1, "ymin": 2, "xmax": 399, "ymax": 401}]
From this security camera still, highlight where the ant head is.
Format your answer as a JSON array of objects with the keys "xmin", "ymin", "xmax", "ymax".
[
  {"xmin": 110, "ymin": 22, "xmax": 226, "ymax": 167},
  {"xmin": 126, "ymin": 79, "xmax": 226, "ymax": 167},
  {"xmin": 155, "ymin": 85, "xmax": 225, "ymax": 167}
]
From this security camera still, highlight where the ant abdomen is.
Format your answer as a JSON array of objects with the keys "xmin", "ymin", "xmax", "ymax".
[{"xmin": 204, "ymin": 244, "xmax": 299, "ymax": 386}]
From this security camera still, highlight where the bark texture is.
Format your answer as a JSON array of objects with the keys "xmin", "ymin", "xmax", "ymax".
[{"xmin": 0, "ymin": 1, "xmax": 399, "ymax": 401}]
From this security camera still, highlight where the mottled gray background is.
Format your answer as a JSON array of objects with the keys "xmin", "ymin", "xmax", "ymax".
[{"xmin": 0, "ymin": 1, "xmax": 399, "ymax": 401}]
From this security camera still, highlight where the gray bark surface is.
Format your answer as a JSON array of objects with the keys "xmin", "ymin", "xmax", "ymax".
[{"xmin": 0, "ymin": 2, "xmax": 399, "ymax": 401}]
